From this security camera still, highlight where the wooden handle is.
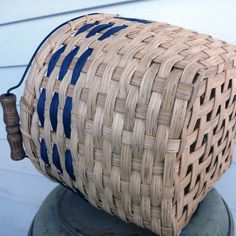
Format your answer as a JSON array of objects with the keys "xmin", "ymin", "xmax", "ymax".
[{"xmin": 0, "ymin": 93, "xmax": 25, "ymax": 160}]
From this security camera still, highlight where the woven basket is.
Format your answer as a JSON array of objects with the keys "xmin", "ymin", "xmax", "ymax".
[{"xmin": 20, "ymin": 13, "xmax": 236, "ymax": 236}]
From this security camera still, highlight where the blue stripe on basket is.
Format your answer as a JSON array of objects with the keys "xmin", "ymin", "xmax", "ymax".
[
  {"xmin": 37, "ymin": 46, "xmax": 66, "ymax": 126},
  {"xmin": 58, "ymin": 47, "xmax": 79, "ymax": 81},
  {"xmin": 37, "ymin": 20, "xmax": 130, "ymax": 174},
  {"xmin": 37, "ymin": 89, "xmax": 46, "ymax": 126},
  {"xmin": 63, "ymin": 48, "xmax": 93, "ymax": 138},
  {"xmin": 115, "ymin": 16, "xmax": 151, "ymax": 24},
  {"xmin": 86, "ymin": 23, "xmax": 113, "ymax": 38},
  {"xmin": 52, "ymin": 144, "xmax": 62, "ymax": 173},
  {"xmin": 50, "ymin": 46, "xmax": 79, "ymax": 132},
  {"xmin": 40, "ymin": 139, "xmax": 49, "ymax": 165},
  {"xmin": 63, "ymin": 97, "xmax": 72, "ymax": 138},
  {"xmin": 98, "ymin": 25, "xmax": 128, "ymax": 40},
  {"xmin": 65, "ymin": 149, "xmax": 75, "ymax": 180},
  {"xmin": 50, "ymin": 92, "xmax": 59, "ymax": 131},
  {"xmin": 71, "ymin": 48, "xmax": 93, "ymax": 85},
  {"xmin": 47, "ymin": 45, "xmax": 66, "ymax": 77},
  {"xmin": 75, "ymin": 21, "xmax": 99, "ymax": 36}
]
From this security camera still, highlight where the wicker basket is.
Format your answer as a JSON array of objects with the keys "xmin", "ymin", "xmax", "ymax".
[{"xmin": 20, "ymin": 13, "xmax": 236, "ymax": 236}]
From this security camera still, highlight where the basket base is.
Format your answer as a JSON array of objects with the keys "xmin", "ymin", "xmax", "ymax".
[{"xmin": 28, "ymin": 185, "xmax": 234, "ymax": 236}]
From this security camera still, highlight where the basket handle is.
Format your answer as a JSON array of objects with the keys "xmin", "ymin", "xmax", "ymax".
[{"xmin": 0, "ymin": 93, "xmax": 25, "ymax": 160}]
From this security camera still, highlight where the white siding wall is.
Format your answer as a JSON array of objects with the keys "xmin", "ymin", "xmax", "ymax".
[{"xmin": 0, "ymin": 1, "xmax": 236, "ymax": 235}]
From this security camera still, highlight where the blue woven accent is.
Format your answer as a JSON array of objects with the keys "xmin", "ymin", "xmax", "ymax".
[
  {"xmin": 63, "ymin": 48, "xmax": 93, "ymax": 138},
  {"xmin": 37, "ymin": 18, "xmax": 130, "ymax": 176},
  {"xmin": 86, "ymin": 23, "xmax": 113, "ymax": 38},
  {"xmin": 115, "ymin": 16, "xmax": 151, "ymax": 24},
  {"xmin": 50, "ymin": 93, "xmax": 59, "ymax": 131},
  {"xmin": 52, "ymin": 144, "xmax": 62, "ymax": 173},
  {"xmin": 47, "ymin": 45, "xmax": 66, "ymax": 77},
  {"xmin": 37, "ymin": 89, "xmax": 46, "ymax": 126},
  {"xmin": 50, "ymin": 47, "xmax": 79, "ymax": 131},
  {"xmin": 58, "ymin": 47, "xmax": 79, "ymax": 81},
  {"xmin": 40, "ymin": 139, "xmax": 49, "ymax": 165},
  {"xmin": 63, "ymin": 97, "xmax": 72, "ymax": 138},
  {"xmin": 37, "ymin": 46, "xmax": 66, "ymax": 127},
  {"xmin": 65, "ymin": 149, "xmax": 75, "ymax": 180},
  {"xmin": 75, "ymin": 21, "xmax": 99, "ymax": 36},
  {"xmin": 98, "ymin": 25, "xmax": 128, "ymax": 41},
  {"xmin": 71, "ymin": 48, "xmax": 93, "ymax": 85}
]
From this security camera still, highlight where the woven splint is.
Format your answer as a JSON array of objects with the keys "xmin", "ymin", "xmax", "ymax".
[{"xmin": 20, "ymin": 13, "xmax": 236, "ymax": 235}]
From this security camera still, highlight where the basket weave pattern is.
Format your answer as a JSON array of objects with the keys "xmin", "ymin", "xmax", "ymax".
[{"xmin": 20, "ymin": 14, "xmax": 236, "ymax": 235}]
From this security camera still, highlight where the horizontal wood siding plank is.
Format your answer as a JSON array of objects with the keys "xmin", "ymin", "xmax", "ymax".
[
  {"xmin": 0, "ymin": 221, "xmax": 27, "ymax": 236},
  {"xmin": 0, "ymin": 196, "xmax": 39, "ymax": 230},
  {"xmin": 0, "ymin": 67, "xmax": 25, "ymax": 97},
  {"xmin": 0, "ymin": 0, "xmax": 134, "ymax": 24},
  {"xmin": 0, "ymin": 167, "xmax": 56, "ymax": 205},
  {"xmin": 0, "ymin": 152, "xmax": 40, "ymax": 176},
  {"xmin": 1, "ymin": 0, "xmax": 236, "ymax": 67},
  {"xmin": 0, "ymin": 140, "xmax": 40, "ymax": 174}
]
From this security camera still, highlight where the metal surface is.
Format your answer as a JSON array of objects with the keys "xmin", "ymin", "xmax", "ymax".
[{"xmin": 29, "ymin": 186, "xmax": 234, "ymax": 236}]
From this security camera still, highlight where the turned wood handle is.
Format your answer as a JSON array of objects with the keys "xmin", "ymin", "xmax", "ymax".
[{"xmin": 0, "ymin": 93, "xmax": 25, "ymax": 160}]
